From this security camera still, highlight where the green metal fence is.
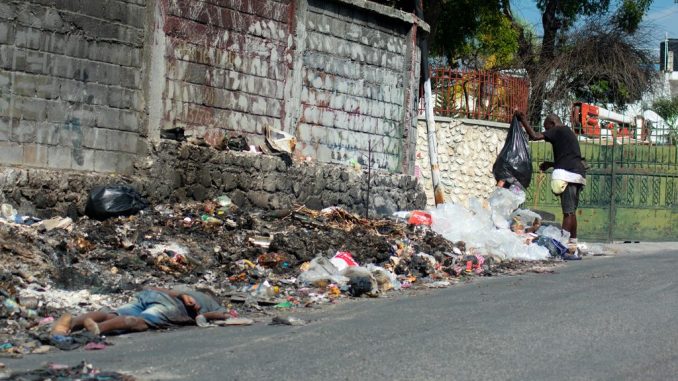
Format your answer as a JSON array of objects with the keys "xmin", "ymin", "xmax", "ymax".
[{"xmin": 524, "ymin": 109, "xmax": 678, "ymax": 242}]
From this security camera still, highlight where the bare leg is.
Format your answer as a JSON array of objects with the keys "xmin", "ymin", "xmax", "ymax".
[
  {"xmin": 89, "ymin": 316, "xmax": 149, "ymax": 335},
  {"xmin": 562, "ymin": 213, "xmax": 577, "ymax": 239},
  {"xmin": 70, "ymin": 311, "xmax": 118, "ymax": 332}
]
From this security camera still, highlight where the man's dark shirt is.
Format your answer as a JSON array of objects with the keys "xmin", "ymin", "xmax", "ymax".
[{"xmin": 543, "ymin": 126, "xmax": 586, "ymax": 176}]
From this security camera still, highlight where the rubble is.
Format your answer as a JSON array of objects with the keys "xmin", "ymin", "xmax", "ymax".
[
  {"xmin": 0, "ymin": 188, "xmax": 572, "ymax": 357},
  {"xmin": 2, "ymin": 361, "xmax": 134, "ymax": 380}
]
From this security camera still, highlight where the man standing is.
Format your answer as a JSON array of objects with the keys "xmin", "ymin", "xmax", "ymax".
[{"xmin": 515, "ymin": 111, "xmax": 586, "ymax": 259}]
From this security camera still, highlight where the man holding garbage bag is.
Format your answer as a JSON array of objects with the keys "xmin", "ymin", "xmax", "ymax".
[{"xmin": 514, "ymin": 110, "xmax": 586, "ymax": 259}]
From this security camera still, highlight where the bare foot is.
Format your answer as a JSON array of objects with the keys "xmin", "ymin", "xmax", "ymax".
[
  {"xmin": 51, "ymin": 313, "xmax": 72, "ymax": 336},
  {"xmin": 83, "ymin": 318, "xmax": 101, "ymax": 336}
]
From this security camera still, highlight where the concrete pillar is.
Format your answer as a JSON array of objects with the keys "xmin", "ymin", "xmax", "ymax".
[
  {"xmin": 281, "ymin": 0, "xmax": 308, "ymax": 136},
  {"xmin": 143, "ymin": 0, "xmax": 167, "ymax": 143}
]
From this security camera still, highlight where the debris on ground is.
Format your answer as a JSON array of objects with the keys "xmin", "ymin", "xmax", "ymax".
[
  {"xmin": 0, "ymin": 186, "xmax": 581, "ymax": 356},
  {"xmin": 270, "ymin": 316, "xmax": 307, "ymax": 326},
  {"xmin": 2, "ymin": 361, "xmax": 135, "ymax": 381}
]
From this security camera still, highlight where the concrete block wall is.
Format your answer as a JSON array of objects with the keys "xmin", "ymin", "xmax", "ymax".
[
  {"xmin": 295, "ymin": 0, "xmax": 416, "ymax": 172},
  {"xmin": 0, "ymin": 0, "xmax": 427, "ymax": 179},
  {"xmin": 0, "ymin": 0, "xmax": 146, "ymax": 173},
  {"xmin": 415, "ymin": 117, "xmax": 509, "ymax": 206},
  {"xmin": 152, "ymin": 0, "xmax": 425, "ymax": 174},
  {"xmin": 156, "ymin": 0, "xmax": 293, "ymax": 145}
]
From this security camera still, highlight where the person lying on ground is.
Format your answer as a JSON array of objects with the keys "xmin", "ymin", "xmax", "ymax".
[
  {"xmin": 513, "ymin": 110, "xmax": 586, "ymax": 260},
  {"xmin": 50, "ymin": 287, "xmax": 229, "ymax": 336}
]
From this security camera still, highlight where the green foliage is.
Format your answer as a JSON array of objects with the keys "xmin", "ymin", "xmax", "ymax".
[
  {"xmin": 535, "ymin": 0, "xmax": 611, "ymax": 36},
  {"xmin": 429, "ymin": 0, "xmax": 517, "ymax": 68},
  {"xmin": 653, "ymin": 96, "xmax": 678, "ymax": 128},
  {"xmin": 470, "ymin": 12, "xmax": 519, "ymax": 68},
  {"xmin": 612, "ymin": 0, "xmax": 653, "ymax": 33}
]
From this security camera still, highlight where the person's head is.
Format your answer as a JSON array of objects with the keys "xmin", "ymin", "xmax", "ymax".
[
  {"xmin": 543, "ymin": 114, "xmax": 562, "ymax": 131},
  {"xmin": 179, "ymin": 294, "xmax": 200, "ymax": 312}
]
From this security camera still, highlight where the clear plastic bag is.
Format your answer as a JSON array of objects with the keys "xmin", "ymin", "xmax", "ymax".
[
  {"xmin": 488, "ymin": 186, "xmax": 526, "ymax": 229},
  {"xmin": 297, "ymin": 256, "xmax": 349, "ymax": 286},
  {"xmin": 536, "ymin": 225, "xmax": 570, "ymax": 245}
]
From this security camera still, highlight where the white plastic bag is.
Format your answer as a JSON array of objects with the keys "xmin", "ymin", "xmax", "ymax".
[
  {"xmin": 488, "ymin": 186, "xmax": 526, "ymax": 229},
  {"xmin": 297, "ymin": 256, "xmax": 349, "ymax": 286}
]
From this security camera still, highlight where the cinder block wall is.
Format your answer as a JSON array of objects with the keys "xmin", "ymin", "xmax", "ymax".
[
  {"xmin": 296, "ymin": 0, "xmax": 420, "ymax": 172},
  {"xmin": 0, "ymin": 0, "xmax": 426, "ymax": 175},
  {"xmin": 156, "ymin": 0, "xmax": 292, "ymax": 142},
  {"xmin": 0, "ymin": 0, "xmax": 146, "ymax": 173}
]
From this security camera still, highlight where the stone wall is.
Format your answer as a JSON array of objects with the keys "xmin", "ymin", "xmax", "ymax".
[
  {"xmin": 147, "ymin": 141, "xmax": 426, "ymax": 216},
  {"xmin": 415, "ymin": 117, "xmax": 509, "ymax": 206},
  {"xmin": 0, "ymin": 142, "xmax": 426, "ymax": 219},
  {"xmin": 0, "ymin": 0, "xmax": 147, "ymax": 173}
]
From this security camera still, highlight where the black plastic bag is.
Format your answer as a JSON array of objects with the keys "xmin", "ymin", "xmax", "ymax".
[
  {"xmin": 492, "ymin": 115, "xmax": 532, "ymax": 189},
  {"xmin": 85, "ymin": 185, "xmax": 148, "ymax": 221}
]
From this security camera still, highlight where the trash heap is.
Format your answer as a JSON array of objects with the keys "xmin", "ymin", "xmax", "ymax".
[
  {"xmin": 0, "ymin": 185, "xmax": 565, "ymax": 357},
  {"xmin": 430, "ymin": 185, "xmax": 571, "ymax": 261}
]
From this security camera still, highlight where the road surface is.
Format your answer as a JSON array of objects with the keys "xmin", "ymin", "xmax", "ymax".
[{"xmin": 4, "ymin": 243, "xmax": 678, "ymax": 380}]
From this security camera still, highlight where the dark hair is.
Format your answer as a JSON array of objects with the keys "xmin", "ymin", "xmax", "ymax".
[{"xmin": 544, "ymin": 114, "xmax": 563, "ymax": 127}]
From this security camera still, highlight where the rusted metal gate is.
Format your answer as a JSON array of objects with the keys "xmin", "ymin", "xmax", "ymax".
[{"xmin": 525, "ymin": 105, "xmax": 678, "ymax": 242}]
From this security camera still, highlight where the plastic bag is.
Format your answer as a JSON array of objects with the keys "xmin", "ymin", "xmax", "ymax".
[
  {"xmin": 536, "ymin": 225, "xmax": 570, "ymax": 245},
  {"xmin": 366, "ymin": 264, "xmax": 401, "ymax": 291},
  {"xmin": 535, "ymin": 236, "xmax": 568, "ymax": 257},
  {"xmin": 488, "ymin": 186, "xmax": 526, "ymax": 229},
  {"xmin": 297, "ymin": 257, "xmax": 349, "ymax": 287},
  {"xmin": 342, "ymin": 266, "xmax": 378, "ymax": 296},
  {"xmin": 511, "ymin": 209, "xmax": 542, "ymax": 227},
  {"xmin": 430, "ymin": 202, "xmax": 550, "ymax": 261},
  {"xmin": 493, "ymin": 116, "xmax": 532, "ymax": 189},
  {"xmin": 85, "ymin": 185, "xmax": 148, "ymax": 221}
]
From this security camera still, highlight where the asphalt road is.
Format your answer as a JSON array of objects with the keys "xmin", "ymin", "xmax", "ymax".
[{"xmin": 3, "ymin": 243, "xmax": 678, "ymax": 381}]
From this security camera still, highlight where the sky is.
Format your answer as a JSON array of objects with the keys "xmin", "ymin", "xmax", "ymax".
[{"xmin": 512, "ymin": 0, "xmax": 678, "ymax": 56}]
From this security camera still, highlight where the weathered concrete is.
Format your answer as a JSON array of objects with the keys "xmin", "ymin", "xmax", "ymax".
[
  {"xmin": 0, "ymin": 0, "xmax": 427, "ymax": 176},
  {"xmin": 415, "ymin": 116, "xmax": 509, "ymax": 206},
  {"xmin": 0, "ymin": 0, "xmax": 429, "ymax": 217},
  {"xmin": 0, "ymin": 0, "xmax": 147, "ymax": 173}
]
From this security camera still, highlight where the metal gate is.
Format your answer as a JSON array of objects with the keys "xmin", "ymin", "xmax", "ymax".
[{"xmin": 525, "ymin": 106, "xmax": 678, "ymax": 242}]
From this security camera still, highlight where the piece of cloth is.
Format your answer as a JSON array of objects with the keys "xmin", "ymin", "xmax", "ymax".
[
  {"xmin": 183, "ymin": 291, "xmax": 227, "ymax": 316},
  {"xmin": 560, "ymin": 183, "xmax": 582, "ymax": 214},
  {"xmin": 115, "ymin": 290, "xmax": 192, "ymax": 327},
  {"xmin": 543, "ymin": 126, "xmax": 586, "ymax": 176},
  {"xmin": 551, "ymin": 179, "xmax": 568, "ymax": 195},
  {"xmin": 552, "ymin": 168, "xmax": 586, "ymax": 185},
  {"xmin": 36, "ymin": 331, "xmax": 107, "ymax": 351}
]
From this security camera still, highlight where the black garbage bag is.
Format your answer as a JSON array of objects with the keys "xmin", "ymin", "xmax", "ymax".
[
  {"xmin": 492, "ymin": 115, "xmax": 532, "ymax": 189},
  {"xmin": 85, "ymin": 185, "xmax": 148, "ymax": 221}
]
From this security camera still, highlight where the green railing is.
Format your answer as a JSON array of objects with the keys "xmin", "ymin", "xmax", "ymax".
[{"xmin": 525, "ymin": 123, "xmax": 678, "ymax": 242}]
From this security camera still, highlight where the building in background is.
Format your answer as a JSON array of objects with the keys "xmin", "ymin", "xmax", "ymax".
[{"xmin": 660, "ymin": 37, "xmax": 678, "ymax": 97}]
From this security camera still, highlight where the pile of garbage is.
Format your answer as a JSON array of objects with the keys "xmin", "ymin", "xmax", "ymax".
[
  {"xmin": 0, "ymin": 184, "xmax": 571, "ymax": 357},
  {"xmin": 431, "ymin": 185, "xmax": 571, "ymax": 261}
]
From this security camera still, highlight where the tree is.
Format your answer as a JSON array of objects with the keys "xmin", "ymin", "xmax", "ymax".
[
  {"xmin": 373, "ymin": 0, "xmax": 517, "ymax": 69},
  {"xmin": 653, "ymin": 96, "xmax": 678, "ymax": 128},
  {"xmin": 504, "ymin": 0, "xmax": 655, "ymax": 124},
  {"xmin": 545, "ymin": 22, "xmax": 656, "ymax": 110}
]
